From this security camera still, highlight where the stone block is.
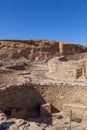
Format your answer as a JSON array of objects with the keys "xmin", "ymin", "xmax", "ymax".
[{"xmin": 40, "ymin": 103, "xmax": 51, "ymax": 116}]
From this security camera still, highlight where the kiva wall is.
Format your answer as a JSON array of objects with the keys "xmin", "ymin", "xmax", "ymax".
[{"xmin": 0, "ymin": 83, "xmax": 87, "ymax": 116}]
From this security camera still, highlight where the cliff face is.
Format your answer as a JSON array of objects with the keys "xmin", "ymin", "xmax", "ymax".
[{"xmin": 0, "ymin": 40, "xmax": 87, "ymax": 61}]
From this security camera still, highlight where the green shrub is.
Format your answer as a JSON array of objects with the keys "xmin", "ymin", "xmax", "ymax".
[
  {"xmin": 55, "ymin": 114, "xmax": 63, "ymax": 119},
  {"xmin": 71, "ymin": 117, "xmax": 81, "ymax": 123}
]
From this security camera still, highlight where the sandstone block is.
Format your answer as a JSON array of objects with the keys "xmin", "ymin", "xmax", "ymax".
[
  {"xmin": 40, "ymin": 103, "xmax": 51, "ymax": 116},
  {"xmin": 29, "ymin": 122, "xmax": 42, "ymax": 130}
]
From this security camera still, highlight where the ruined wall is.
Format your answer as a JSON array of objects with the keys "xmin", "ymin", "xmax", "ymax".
[
  {"xmin": 0, "ymin": 83, "xmax": 87, "ymax": 117},
  {"xmin": 47, "ymin": 57, "xmax": 87, "ymax": 80},
  {"xmin": 34, "ymin": 84, "xmax": 87, "ymax": 112},
  {"xmin": 0, "ymin": 84, "xmax": 45, "ymax": 118}
]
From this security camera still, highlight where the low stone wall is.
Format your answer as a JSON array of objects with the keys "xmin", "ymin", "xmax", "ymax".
[
  {"xmin": 0, "ymin": 84, "xmax": 45, "ymax": 118},
  {"xmin": 63, "ymin": 104, "xmax": 87, "ymax": 119},
  {"xmin": 34, "ymin": 84, "xmax": 87, "ymax": 112}
]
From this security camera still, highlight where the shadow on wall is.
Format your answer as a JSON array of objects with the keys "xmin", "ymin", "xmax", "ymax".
[
  {"xmin": 0, "ymin": 83, "xmax": 56, "ymax": 125},
  {"xmin": 0, "ymin": 121, "xmax": 15, "ymax": 130},
  {"xmin": 51, "ymin": 105, "xmax": 60, "ymax": 113}
]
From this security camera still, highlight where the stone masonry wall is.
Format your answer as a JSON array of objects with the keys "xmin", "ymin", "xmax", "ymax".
[
  {"xmin": 47, "ymin": 57, "xmax": 87, "ymax": 80},
  {"xmin": 0, "ymin": 84, "xmax": 45, "ymax": 117},
  {"xmin": 0, "ymin": 83, "xmax": 87, "ymax": 118},
  {"xmin": 34, "ymin": 84, "xmax": 87, "ymax": 112}
]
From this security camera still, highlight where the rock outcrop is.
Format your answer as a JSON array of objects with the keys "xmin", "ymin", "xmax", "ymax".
[{"xmin": 0, "ymin": 40, "xmax": 87, "ymax": 61}]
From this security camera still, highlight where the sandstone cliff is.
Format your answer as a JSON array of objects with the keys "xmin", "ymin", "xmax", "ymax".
[{"xmin": 0, "ymin": 40, "xmax": 87, "ymax": 61}]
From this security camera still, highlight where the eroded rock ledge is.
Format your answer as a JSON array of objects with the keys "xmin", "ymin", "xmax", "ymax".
[{"xmin": 0, "ymin": 40, "xmax": 87, "ymax": 61}]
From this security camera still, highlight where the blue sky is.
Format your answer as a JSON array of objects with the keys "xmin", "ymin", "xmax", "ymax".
[{"xmin": 0, "ymin": 0, "xmax": 87, "ymax": 45}]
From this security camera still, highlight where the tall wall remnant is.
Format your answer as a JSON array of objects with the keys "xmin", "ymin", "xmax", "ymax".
[{"xmin": 59, "ymin": 42, "xmax": 63, "ymax": 56}]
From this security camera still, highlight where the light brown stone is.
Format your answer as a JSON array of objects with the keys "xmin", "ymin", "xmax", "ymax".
[{"xmin": 63, "ymin": 104, "xmax": 87, "ymax": 119}]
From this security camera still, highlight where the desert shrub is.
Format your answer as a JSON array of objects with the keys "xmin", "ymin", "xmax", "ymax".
[
  {"xmin": 0, "ymin": 59, "xmax": 15, "ymax": 66},
  {"xmin": 0, "ymin": 58, "xmax": 31, "ymax": 67},
  {"xmin": 71, "ymin": 117, "xmax": 81, "ymax": 123},
  {"xmin": 55, "ymin": 114, "xmax": 63, "ymax": 119},
  {"xmin": 14, "ymin": 58, "xmax": 30, "ymax": 66}
]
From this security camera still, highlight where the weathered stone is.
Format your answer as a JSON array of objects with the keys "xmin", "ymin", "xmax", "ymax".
[
  {"xmin": 0, "ymin": 40, "xmax": 87, "ymax": 60},
  {"xmin": 29, "ymin": 122, "xmax": 42, "ymax": 130},
  {"xmin": 46, "ymin": 57, "xmax": 87, "ymax": 81},
  {"xmin": 0, "ymin": 111, "xmax": 7, "ymax": 121},
  {"xmin": 14, "ymin": 119, "xmax": 26, "ymax": 127},
  {"xmin": 8, "ymin": 124, "xmax": 18, "ymax": 130},
  {"xmin": 40, "ymin": 103, "xmax": 51, "ymax": 116}
]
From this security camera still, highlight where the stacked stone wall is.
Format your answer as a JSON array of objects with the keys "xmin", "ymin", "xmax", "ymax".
[
  {"xmin": 47, "ymin": 57, "xmax": 87, "ymax": 80},
  {"xmin": 0, "ymin": 83, "xmax": 87, "ymax": 117}
]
